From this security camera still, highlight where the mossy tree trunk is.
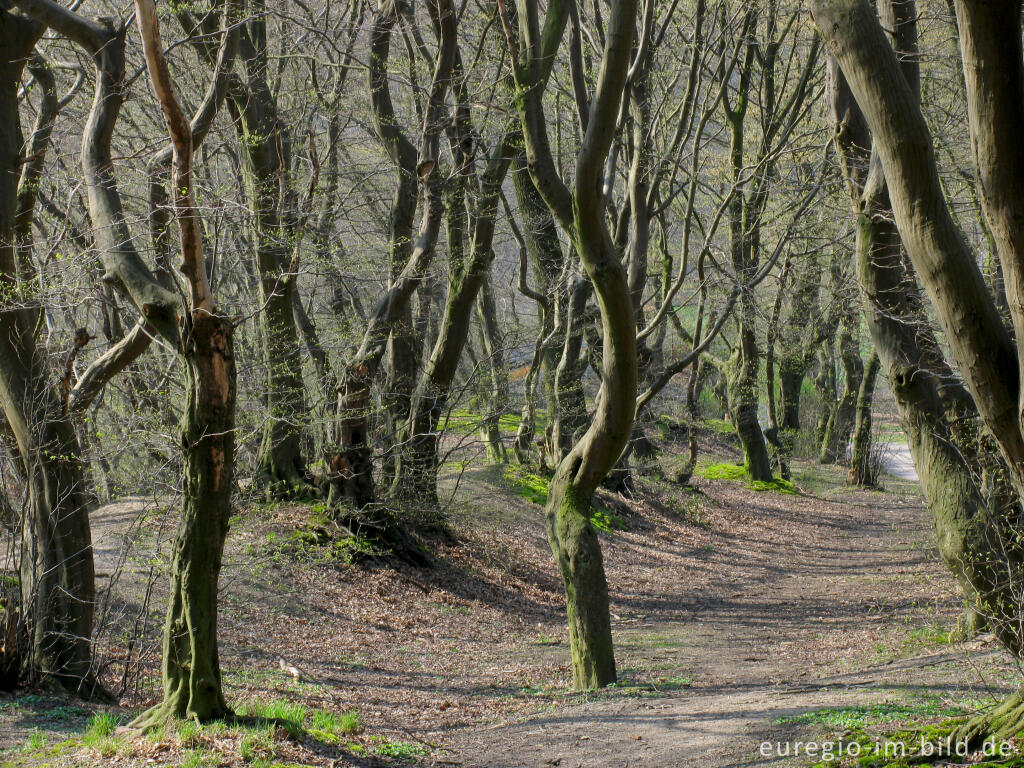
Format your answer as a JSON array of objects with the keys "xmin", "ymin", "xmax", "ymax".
[
  {"xmin": 129, "ymin": 0, "xmax": 238, "ymax": 725},
  {"xmin": 817, "ymin": 0, "xmax": 1024, "ymax": 742},
  {"xmin": 848, "ymin": 350, "xmax": 880, "ymax": 486},
  {"xmin": 136, "ymin": 316, "xmax": 236, "ymax": 725},
  {"xmin": 507, "ymin": 0, "xmax": 639, "ymax": 690}
]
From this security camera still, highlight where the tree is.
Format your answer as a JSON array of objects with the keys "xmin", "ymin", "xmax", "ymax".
[
  {"xmin": 0, "ymin": 13, "xmax": 99, "ymax": 693},
  {"xmin": 813, "ymin": 0, "xmax": 1024, "ymax": 742},
  {"xmin": 506, "ymin": 0, "xmax": 639, "ymax": 689},
  {"xmin": 130, "ymin": 0, "xmax": 239, "ymax": 727},
  {"xmin": 326, "ymin": 0, "xmax": 457, "ymax": 513}
]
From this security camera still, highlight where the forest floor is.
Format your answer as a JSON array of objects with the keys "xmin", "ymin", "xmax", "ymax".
[{"xmin": 0, "ymin": 430, "xmax": 1019, "ymax": 767}]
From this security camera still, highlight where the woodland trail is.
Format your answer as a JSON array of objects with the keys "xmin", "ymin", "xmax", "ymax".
[
  {"xmin": 879, "ymin": 443, "xmax": 918, "ymax": 482},
  {"xmin": 443, "ymin": 481, "xmax": 1007, "ymax": 768}
]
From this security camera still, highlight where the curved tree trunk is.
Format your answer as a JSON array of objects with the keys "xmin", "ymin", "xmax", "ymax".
[
  {"xmin": 818, "ymin": 2, "xmax": 1024, "ymax": 742},
  {"xmin": 129, "ymin": 0, "xmax": 238, "ymax": 725},
  {"xmin": 509, "ymin": 0, "xmax": 639, "ymax": 690}
]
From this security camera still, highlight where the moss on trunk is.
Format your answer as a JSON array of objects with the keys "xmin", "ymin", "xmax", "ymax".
[
  {"xmin": 133, "ymin": 315, "xmax": 236, "ymax": 729},
  {"xmin": 546, "ymin": 475, "xmax": 616, "ymax": 688}
]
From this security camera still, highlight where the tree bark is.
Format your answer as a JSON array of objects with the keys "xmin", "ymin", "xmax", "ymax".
[
  {"xmin": 0, "ymin": 10, "xmax": 101, "ymax": 696},
  {"xmin": 511, "ymin": 0, "xmax": 639, "ymax": 690},
  {"xmin": 848, "ymin": 350, "xmax": 880, "ymax": 486}
]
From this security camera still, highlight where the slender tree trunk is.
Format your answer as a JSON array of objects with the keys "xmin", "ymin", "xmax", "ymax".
[
  {"xmin": 228, "ymin": 12, "xmax": 310, "ymax": 496},
  {"xmin": 392, "ymin": 142, "xmax": 516, "ymax": 504},
  {"xmin": 477, "ymin": 275, "xmax": 509, "ymax": 464},
  {"xmin": 820, "ymin": 312, "xmax": 862, "ymax": 464},
  {"xmin": 848, "ymin": 350, "xmax": 880, "ymax": 486},
  {"xmin": 726, "ymin": 308, "xmax": 772, "ymax": 481}
]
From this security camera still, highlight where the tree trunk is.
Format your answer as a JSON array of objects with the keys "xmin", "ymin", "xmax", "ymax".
[
  {"xmin": 820, "ymin": 313, "xmax": 862, "ymax": 464},
  {"xmin": 726, "ymin": 313, "xmax": 772, "ymax": 482},
  {"xmin": 848, "ymin": 350, "xmax": 880, "ymax": 486},
  {"xmin": 326, "ymin": 0, "xmax": 455, "ymax": 511},
  {"xmin": 129, "ymin": 0, "xmax": 238, "ymax": 724},
  {"xmin": 7, "ymin": 369, "xmax": 98, "ymax": 695},
  {"xmin": 509, "ymin": 0, "xmax": 639, "ymax": 689},
  {"xmin": 134, "ymin": 316, "xmax": 236, "ymax": 726},
  {"xmin": 477, "ymin": 275, "xmax": 509, "ymax": 464},
  {"xmin": 0, "ymin": 11, "xmax": 101, "ymax": 696},
  {"xmin": 818, "ymin": 7, "xmax": 1024, "ymax": 742},
  {"xmin": 229, "ymin": 13, "xmax": 310, "ymax": 496}
]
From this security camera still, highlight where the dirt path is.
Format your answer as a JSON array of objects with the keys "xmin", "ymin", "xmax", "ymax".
[
  {"xmin": 440, "ymin": 479, "xmax": 1011, "ymax": 767},
  {"xmin": 879, "ymin": 442, "xmax": 918, "ymax": 482},
  {"xmin": 3, "ymin": 462, "xmax": 1012, "ymax": 768}
]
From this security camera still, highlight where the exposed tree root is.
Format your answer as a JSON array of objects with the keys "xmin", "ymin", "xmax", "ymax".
[
  {"xmin": 952, "ymin": 689, "xmax": 1024, "ymax": 751},
  {"xmin": 332, "ymin": 504, "xmax": 434, "ymax": 568}
]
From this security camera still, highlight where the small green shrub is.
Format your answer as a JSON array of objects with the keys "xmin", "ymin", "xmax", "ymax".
[{"xmin": 371, "ymin": 736, "xmax": 430, "ymax": 759}]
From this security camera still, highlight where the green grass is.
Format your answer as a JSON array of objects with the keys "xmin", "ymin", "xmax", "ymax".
[
  {"xmin": 181, "ymin": 748, "xmax": 217, "ymax": 768},
  {"xmin": 589, "ymin": 507, "xmax": 626, "ymax": 533},
  {"xmin": 239, "ymin": 725, "xmax": 276, "ymax": 762},
  {"xmin": 697, "ymin": 462, "xmax": 798, "ymax": 493},
  {"xmin": 234, "ymin": 699, "xmax": 363, "ymax": 746},
  {"xmin": 776, "ymin": 696, "xmax": 1013, "ymax": 768},
  {"xmin": 23, "ymin": 729, "xmax": 45, "ymax": 751},
  {"xmin": 776, "ymin": 699, "xmax": 978, "ymax": 729},
  {"xmin": 309, "ymin": 708, "xmax": 363, "ymax": 742},
  {"xmin": 80, "ymin": 712, "xmax": 119, "ymax": 749}
]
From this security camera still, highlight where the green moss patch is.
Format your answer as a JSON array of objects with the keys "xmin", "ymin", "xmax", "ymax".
[
  {"xmin": 697, "ymin": 462, "xmax": 797, "ymax": 494},
  {"xmin": 503, "ymin": 466, "xmax": 550, "ymax": 505},
  {"xmin": 773, "ymin": 697, "xmax": 1015, "ymax": 768},
  {"xmin": 502, "ymin": 467, "xmax": 625, "ymax": 532}
]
